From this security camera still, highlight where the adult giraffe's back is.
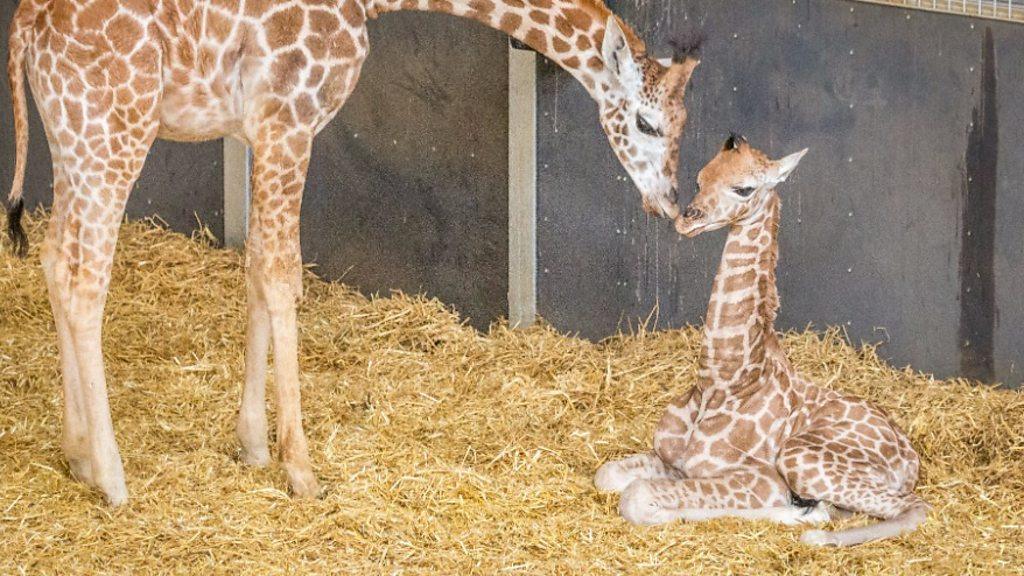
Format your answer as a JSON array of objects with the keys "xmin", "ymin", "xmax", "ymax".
[{"xmin": 5, "ymin": 0, "xmax": 700, "ymax": 505}]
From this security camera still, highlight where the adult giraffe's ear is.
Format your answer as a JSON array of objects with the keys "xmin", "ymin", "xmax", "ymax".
[
  {"xmin": 768, "ymin": 148, "xmax": 809, "ymax": 185},
  {"xmin": 602, "ymin": 16, "xmax": 642, "ymax": 92}
]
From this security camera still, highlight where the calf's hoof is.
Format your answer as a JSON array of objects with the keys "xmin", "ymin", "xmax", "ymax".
[
  {"xmin": 619, "ymin": 480, "xmax": 666, "ymax": 526},
  {"xmin": 595, "ymin": 461, "xmax": 636, "ymax": 493},
  {"xmin": 801, "ymin": 529, "xmax": 838, "ymax": 547}
]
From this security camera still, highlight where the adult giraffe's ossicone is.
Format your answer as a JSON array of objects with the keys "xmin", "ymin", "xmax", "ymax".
[{"xmin": 4, "ymin": 0, "xmax": 701, "ymax": 505}]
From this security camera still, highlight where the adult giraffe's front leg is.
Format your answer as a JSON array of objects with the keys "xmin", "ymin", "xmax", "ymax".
[
  {"xmin": 237, "ymin": 229, "xmax": 272, "ymax": 468},
  {"xmin": 239, "ymin": 120, "xmax": 319, "ymax": 498}
]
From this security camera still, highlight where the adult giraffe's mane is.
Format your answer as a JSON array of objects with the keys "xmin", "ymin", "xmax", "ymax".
[
  {"xmin": 573, "ymin": 0, "xmax": 647, "ymax": 53},
  {"xmin": 367, "ymin": 0, "xmax": 649, "ymax": 56}
]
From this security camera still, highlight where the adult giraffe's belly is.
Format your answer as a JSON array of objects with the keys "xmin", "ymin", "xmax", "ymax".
[{"xmin": 157, "ymin": 84, "xmax": 243, "ymax": 142}]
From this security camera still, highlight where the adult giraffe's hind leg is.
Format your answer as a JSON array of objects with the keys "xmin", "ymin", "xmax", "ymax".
[
  {"xmin": 27, "ymin": 10, "xmax": 162, "ymax": 504},
  {"xmin": 41, "ymin": 164, "xmax": 92, "ymax": 484},
  {"xmin": 42, "ymin": 133, "xmax": 156, "ymax": 506},
  {"xmin": 239, "ymin": 119, "xmax": 319, "ymax": 498}
]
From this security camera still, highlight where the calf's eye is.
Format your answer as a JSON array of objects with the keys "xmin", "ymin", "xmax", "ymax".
[{"xmin": 734, "ymin": 186, "xmax": 756, "ymax": 198}]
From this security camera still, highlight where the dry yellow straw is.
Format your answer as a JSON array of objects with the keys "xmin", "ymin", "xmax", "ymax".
[{"xmin": 1, "ymin": 213, "xmax": 1021, "ymax": 575}]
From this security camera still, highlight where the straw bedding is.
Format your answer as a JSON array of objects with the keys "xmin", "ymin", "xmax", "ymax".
[{"xmin": 1, "ymin": 213, "xmax": 1022, "ymax": 575}]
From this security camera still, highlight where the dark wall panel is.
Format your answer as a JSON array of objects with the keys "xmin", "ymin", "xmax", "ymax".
[
  {"xmin": 302, "ymin": 12, "xmax": 509, "ymax": 329},
  {"xmin": 537, "ymin": 0, "xmax": 1023, "ymax": 387},
  {"xmin": 0, "ymin": 5, "xmax": 223, "ymax": 240}
]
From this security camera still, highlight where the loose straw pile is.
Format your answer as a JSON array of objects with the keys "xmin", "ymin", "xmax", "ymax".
[{"xmin": 1, "ymin": 214, "xmax": 1021, "ymax": 575}]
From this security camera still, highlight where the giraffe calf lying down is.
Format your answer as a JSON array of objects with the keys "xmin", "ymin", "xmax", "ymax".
[{"xmin": 595, "ymin": 136, "xmax": 929, "ymax": 547}]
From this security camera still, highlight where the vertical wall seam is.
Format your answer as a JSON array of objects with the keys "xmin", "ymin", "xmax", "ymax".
[
  {"xmin": 508, "ymin": 42, "xmax": 538, "ymax": 328},
  {"xmin": 958, "ymin": 27, "xmax": 998, "ymax": 382},
  {"xmin": 223, "ymin": 137, "xmax": 251, "ymax": 249}
]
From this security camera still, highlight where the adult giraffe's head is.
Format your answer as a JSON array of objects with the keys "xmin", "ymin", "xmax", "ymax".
[
  {"xmin": 675, "ymin": 135, "xmax": 808, "ymax": 237},
  {"xmin": 597, "ymin": 17, "xmax": 700, "ymax": 219}
]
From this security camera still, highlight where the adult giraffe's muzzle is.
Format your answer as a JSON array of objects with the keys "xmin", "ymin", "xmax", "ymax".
[
  {"xmin": 674, "ymin": 204, "xmax": 708, "ymax": 237},
  {"xmin": 642, "ymin": 187, "xmax": 681, "ymax": 219}
]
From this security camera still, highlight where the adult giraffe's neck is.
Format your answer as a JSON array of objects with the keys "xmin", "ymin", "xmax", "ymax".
[
  {"xmin": 363, "ymin": 0, "xmax": 638, "ymax": 100},
  {"xmin": 698, "ymin": 195, "xmax": 783, "ymax": 394}
]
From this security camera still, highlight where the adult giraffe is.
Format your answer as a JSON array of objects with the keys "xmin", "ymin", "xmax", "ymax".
[{"xmin": 5, "ymin": 0, "xmax": 700, "ymax": 505}]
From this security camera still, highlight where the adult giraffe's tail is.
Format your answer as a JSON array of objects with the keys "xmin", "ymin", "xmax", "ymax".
[
  {"xmin": 6, "ymin": 2, "xmax": 32, "ymax": 258},
  {"xmin": 802, "ymin": 494, "xmax": 930, "ymax": 547}
]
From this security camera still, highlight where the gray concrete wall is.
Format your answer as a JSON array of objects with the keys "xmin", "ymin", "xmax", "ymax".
[
  {"xmin": 302, "ymin": 12, "xmax": 509, "ymax": 328},
  {"xmin": 5, "ymin": 1, "xmax": 1020, "ymax": 387},
  {"xmin": 0, "ymin": 5, "xmax": 224, "ymax": 240},
  {"xmin": 0, "ymin": 4, "xmax": 508, "ymax": 328},
  {"xmin": 536, "ymin": 0, "xmax": 1022, "ymax": 387}
]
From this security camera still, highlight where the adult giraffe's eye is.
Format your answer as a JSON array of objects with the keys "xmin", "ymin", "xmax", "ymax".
[
  {"xmin": 636, "ymin": 114, "xmax": 662, "ymax": 137},
  {"xmin": 733, "ymin": 186, "xmax": 756, "ymax": 198}
]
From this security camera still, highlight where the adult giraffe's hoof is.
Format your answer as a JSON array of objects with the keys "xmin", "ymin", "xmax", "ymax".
[
  {"xmin": 66, "ymin": 456, "xmax": 95, "ymax": 486},
  {"xmin": 238, "ymin": 445, "xmax": 271, "ymax": 468},
  {"xmin": 91, "ymin": 451, "xmax": 129, "ymax": 506},
  {"xmin": 97, "ymin": 476, "xmax": 129, "ymax": 507},
  {"xmin": 286, "ymin": 465, "xmax": 321, "ymax": 499}
]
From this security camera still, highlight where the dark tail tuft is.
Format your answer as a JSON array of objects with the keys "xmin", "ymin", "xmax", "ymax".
[
  {"xmin": 669, "ymin": 31, "xmax": 704, "ymax": 62},
  {"xmin": 790, "ymin": 491, "xmax": 821, "ymax": 510},
  {"xmin": 7, "ymin": 199, "xmax": 28, "ymax": 258}
]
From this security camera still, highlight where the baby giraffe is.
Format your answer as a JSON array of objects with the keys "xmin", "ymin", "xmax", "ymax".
[{"xmin": 594, "ymin": 136, "xmax": 928, "ymax": 546}]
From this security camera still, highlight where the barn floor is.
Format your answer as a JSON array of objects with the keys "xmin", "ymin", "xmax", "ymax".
[{"xmin": 1, "ymin": 215, "xmax": 1022, "ymax": 575}]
